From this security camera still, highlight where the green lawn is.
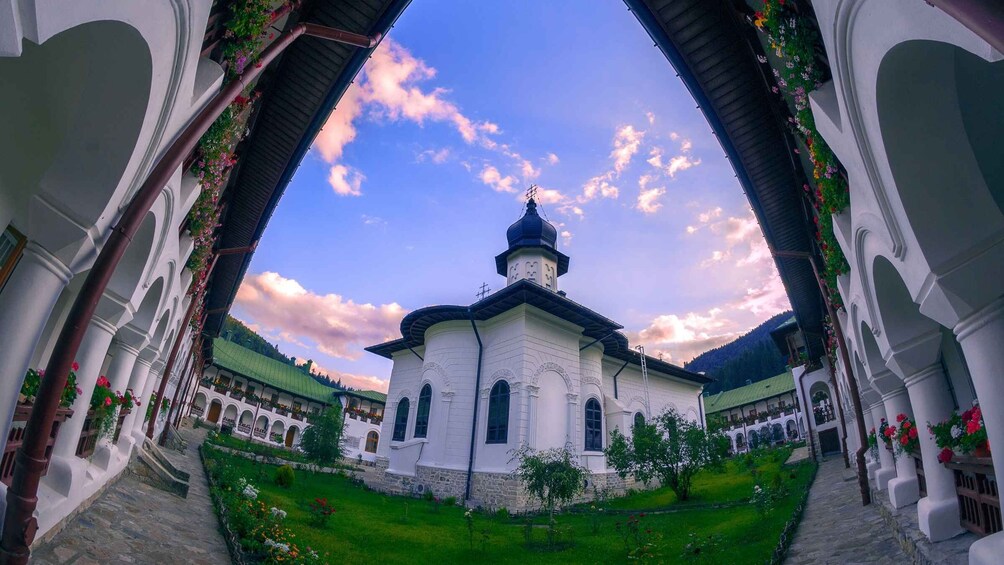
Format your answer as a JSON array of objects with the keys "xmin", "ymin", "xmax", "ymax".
[{"xmin": 203, "ymin": 446, "xmax": 814, "ymax": 564}]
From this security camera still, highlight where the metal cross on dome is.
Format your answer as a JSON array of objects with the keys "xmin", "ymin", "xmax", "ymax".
[
  {"xmin": 476, "ymin": 282, "xmax": 491, "ymax": 300},
  {"xmin": 525, "ymin": 184, "xmax": 538, "ymax": 202}
]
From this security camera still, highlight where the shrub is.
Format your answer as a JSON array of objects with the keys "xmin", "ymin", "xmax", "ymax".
[
  {"xmin": 423, "ymin": 489, "xmax": 435, "ymax": 502},
  {"xmin": 443, "ymin": 496, "xmax": 457, "ymax": 507},
  {"xmin": 274, "ymin": 465, "xmax": 295, "ymax": 488},
  {"xmin": 306, "ymin": 497, "xmax": 336, "ymax": 528},
  {"xmin": 510, "ymin": 445, "xmax": 589, "ymax": 549},
  {"xmin": 299, "ymin": 406, "xmax": 345, "ymax": 466}
]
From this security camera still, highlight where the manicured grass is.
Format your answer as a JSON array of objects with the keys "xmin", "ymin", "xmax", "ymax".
[
  {"xmin": 204, "ymin": 430, "xmax": 313, "ymax": 463},
  {"xmin": 204, "ymin": 446, "xmax": 813, "ymax": 564}
]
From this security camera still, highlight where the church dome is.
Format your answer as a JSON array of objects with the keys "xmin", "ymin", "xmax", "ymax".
[{"xmin": 505, "ymin": 199, "xmax": 557, "ymax": 249}]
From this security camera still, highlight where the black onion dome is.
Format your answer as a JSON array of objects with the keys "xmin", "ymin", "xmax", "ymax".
[
  {"xmin": 495, "ymin": 198, "xmax": 569, "ymax": 277},
  {"xmin": 505, "ymin": 199, "xmax": 558, "ymax": 249}
]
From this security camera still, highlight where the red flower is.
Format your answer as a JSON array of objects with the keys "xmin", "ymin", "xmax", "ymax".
[
  {"xmin": 896, "ymin": 413, "xmax": 906, "ymax": 423},
  {"xmin": 900, "ymin": 435, "xmax": 909, "ymax": 446},
  {"xmin": 967, "ymin": 419, "xmax": 981, "ymax": 434},
  {"xmin": 908, "ymin": 427, "xmax": 917, "ymax": 439},
  {"xmin": 104, "ymin": 397, "xmax": 112, "ymax": 407},
  {"xmin": 884, "ymin": 427, "xmax": 896, "ymax": 437},
  {"xmin": 961, "ymin": 409, "xmax": 973, "ymax": 422},
  {"xmin": 937, "ymin": 448, "xmax": 954, "ymax": 464},
  {"xmin": 72, "ymin": 362, "xmax": 80, "ymax": 372},
  {"xmin": 902, "ymin": 420, "xmax": 911, "ymax": 429}
]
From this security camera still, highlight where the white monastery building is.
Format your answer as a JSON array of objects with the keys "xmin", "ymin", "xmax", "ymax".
[{"xmin": 366, "ymin": 199, "xmax": 710, "ymax": 508}]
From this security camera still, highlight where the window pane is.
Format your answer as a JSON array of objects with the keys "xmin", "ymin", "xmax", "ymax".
[
  {"xmin": 393, "ymin": 398, "xmax": 410, "ymax": 441},
  {"xmin": 585, "ymin": 398, "xmax": 602, "ymax": 451},
  {"xmin": 486, "ymin": 381, "xmax": 509, "ymax": 444},
  {"xmin": 414, "ymin": 384, "xmax": 432, "ymax": 438}
]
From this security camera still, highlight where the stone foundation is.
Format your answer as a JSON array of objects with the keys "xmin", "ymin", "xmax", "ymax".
[{"xmin": 371, "ymin": 458, "xmax": 646, "ymax": 512}]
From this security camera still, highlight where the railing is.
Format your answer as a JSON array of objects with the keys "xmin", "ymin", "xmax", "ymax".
[
  {"xmin": 213, "ymin": 384, "xmax": 229, "ymax": 394},
  {"xmin": 253, "ymin": 428, "xmax": 266, "ymax": 439},
  {"xmin": 75, "ymin": 409, "xmax": 100, "ymax": 459},
  {"xmin": 191, "ymin": 405, "xmax": 205, "ymax": 417},
  {"xmin": 275, "ymin": 406, "xmax": 289, "ymax": 417},
  {"xmin": 290, "ymin": 412, "xmax": 304, "ymax": 421},
  {"xmin": 913, "ymin": 455, "xmax": 927, "ymax": 498},
  {"xmin": 237, "ymin": 424, "xmax": 251, "ymax": 434},
  {"xmin": 112, "ymin": 408, "xmax": 131, "ymax": 443},
  {"xmin": 3, "ymin": 405, "xmax": 72, "ymax": 486},
  {"xmin": 813, "ymin": 406, "xmax": 836, "ymax": 425},
  {"xmin": 230, "ymin": 390, "xmax": 244, "ymax": 401},
  {"xmin": 945, "ymin": 455, "xmax": 1001, "ymax": 537}
]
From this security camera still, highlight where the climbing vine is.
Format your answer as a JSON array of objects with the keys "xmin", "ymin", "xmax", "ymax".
[{"xmin": 753, "ymin": 0, "xmax": 850, "ymax": 308}]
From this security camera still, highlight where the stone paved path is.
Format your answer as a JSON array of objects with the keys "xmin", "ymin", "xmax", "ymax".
[
  {"xmin": 32, "ymin": 426, "xmax": 230, "ymax": 565},
  {"xmin": 786, "ymin": 457, "xmax": 910, "ymax": 565}
]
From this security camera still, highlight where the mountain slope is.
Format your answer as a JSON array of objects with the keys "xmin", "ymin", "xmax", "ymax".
[{"xmin": 684, "ymin": 311, "xmax": 792, "ymax": 395}]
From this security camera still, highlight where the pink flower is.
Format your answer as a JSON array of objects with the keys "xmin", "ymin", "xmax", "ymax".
[
  {"xmin": 76, "ymin": 387, "xmax": 82, "ymax": 395},
  {"xmin": 71, "ymin": 362, "xmax": 80, "ymax": 372},
  {"xmin": 104, "ymin": 397, "xmax": 112, "ymax": 407}
]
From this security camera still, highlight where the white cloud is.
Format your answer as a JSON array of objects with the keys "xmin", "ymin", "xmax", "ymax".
[
  {"xmin": 646, "ymin": 111, "xmax": 655, "ymax": 125},
  {"xmin": 328, "ymin": 165, "xmax": 364, "ymax": 196},
  {"xmin": 636, "ymin": 187, "xmax": 666, "ymax": 214},
  {"xmin": 417, "ymin": 147, "xmax": 450, "ymax": 164},
  {"xmin": 666, "ymin": 154, "xmax": 701, "ymax": 178},
  {"xmin": 479, "ymin": 165, "xmax": 519, "ymax": 193},
  {"xmin": 560, "ymin": 230, "xmax": 572, "ymax": 245},
  {"xmin": 315, "ymin": 84, "xmax": 362, "ymax": 163},
  {"xmin": 579, "ymin": 172, "xmax": 619, "ymax": 202},
  {"xmin": 361, "ymin": 214, "xmax": 386, "ymax": 226},
  {"xmin": 546, "ymin": 153, "xmax": 560, "ymax": 165},
  {"xmin": 611, "ymin": 125, "xmax": 645, "ymax": 175},
  {"xmin": 236, "ymin": 272, "xmax": 406, "ymax": 361}
]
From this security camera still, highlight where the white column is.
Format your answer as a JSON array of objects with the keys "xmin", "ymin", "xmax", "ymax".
[
  {"xmin": 435, "ymin": 391, "xmax": 454, "ymax": 463},
  {"xmin": 870, "ymin": 402, "xmax": 896, "ymax": 489},
  {"xmin": 525, "ymin": 385, "xmax": 539, "ymax": 449},
  {"xmin": 882, "ymin": 387, "xmax": 919, "ymax": 508},
  {"xmin": 954, "ymin": 299, "xmax": 1004, "ymax": 565},
  {"xmin": 0, "ymin": 243, "xmax": 72, "ymax": 444},
  {"xmin": 117, "ymin": 356, "xmax": 152, "ymax": 452},
  {"xmin": 90, "ymin": 339, "xmax": 141, "ymax": 469},
  {"xmin": 902, "ymin": 364, "xmax": 963, "ymax": 541},
  {"xmin": 133, "ymin": 359, "xmax": 164, "ymax": 437},
  {"xmin": 862, "ymin": 407, "xmax": 879, "ymax": 479},
  {"xmin": 44, "ymin": 315, "xmax": 117, "ymax": 496},
  {"xmin": 565, "ymin": 393, "xmax": 578, "ymax": 450}
]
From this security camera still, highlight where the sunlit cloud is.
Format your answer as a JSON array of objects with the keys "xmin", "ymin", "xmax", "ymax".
[
  {"xmin": 417, "ymin": 147, "xmax": 451, "ymax": 164},
  {"xmin": 480, "ymin": 165, "xmax": 519, "ymax": 193},
  {"xmin": 294, "ymin": 357, "xmax": 388, "ymax": 392},
  {"xmin": 546, "ymin": 153, "xmax": 560, "ymax": 165},
  {"xmin": 236, "ymin": 272, "xmax": 407, "ymax": 361},
  {"xmin": 636, "ymin": 187, "xmax": 666, "ymax": 215},
  {"xmin": 611, "ymin": 125, "xmax": 645, "ymax": 175},
  {"xmin": 328, "ymin": 165, "xmax": 364, "ymax": 196}
]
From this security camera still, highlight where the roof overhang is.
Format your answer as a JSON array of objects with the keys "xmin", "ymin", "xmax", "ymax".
[{"xmin": 494, "ymin": 245, "xmax": 570, "ymax": 277}]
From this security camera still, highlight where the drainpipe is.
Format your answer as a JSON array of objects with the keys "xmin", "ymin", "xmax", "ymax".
[
  {"xmin": 696, "ymin": 391, "xmax": 704, "ymax": 429},
  {"xmin": 0, "ymin": 23, "xmax": 385, "ymax": 564},
  {"xmin": 464, "ymin": 309, "xmax": 484, "ymax": 502},
  {"xmin": 825, "ymin": 352, "xmax": 852, "ymax": 469},
  {"xmin": 774, "ymin": 249, "xmax": 870, "ymax": 506},
  {"xmin": 610, "ymin": 359, "xmax": 629, "ymax": 400}
]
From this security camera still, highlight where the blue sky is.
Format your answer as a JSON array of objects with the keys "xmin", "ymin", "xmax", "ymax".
[{"xmin": 230, "ymin": 1, "xmax": 790, "ymax": 391}]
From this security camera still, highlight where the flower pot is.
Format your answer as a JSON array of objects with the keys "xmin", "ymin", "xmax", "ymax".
[{"xmin": 974, "ymin": 443, "xmax": 991, "ymax": 458}]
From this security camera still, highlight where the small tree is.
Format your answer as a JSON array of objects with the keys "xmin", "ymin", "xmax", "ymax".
[
  {"xmin": 606, "ymin": 408, "xmax": 728, "ymax": 501},
  {"xmin": 299, "ymin": 404, "xmax": 344, "ymax": 466},
  {"xmin": 510, "ymin": 445, "xmax": 589, "ymax": 547}
]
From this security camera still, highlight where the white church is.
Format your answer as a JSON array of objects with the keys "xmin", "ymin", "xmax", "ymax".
[{"xmin": 366, "ymin": 198, "xmax": 710, "ymax": 508}]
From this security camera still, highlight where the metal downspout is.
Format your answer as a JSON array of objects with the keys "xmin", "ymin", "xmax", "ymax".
[{"xmin": 464, "ymin": 309, "xmax": 484, "ymax": 502}]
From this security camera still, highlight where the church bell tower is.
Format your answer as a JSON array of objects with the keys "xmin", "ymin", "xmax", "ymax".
[{"xmin": 494, "ymin": 197, "xmax": 569, "ymax": 292}]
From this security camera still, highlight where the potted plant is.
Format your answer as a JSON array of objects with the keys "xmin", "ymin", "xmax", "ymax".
[
  {"xmin": 892, "ymin": 413, "xmax": 920, "ymax": 455},
  {"xmin": 929, "ymin": 405, "xmax": 990, "ymax": 464},
  {"xmin": 878, "ymin": 418, "xmax": 895, "ymax": 454}
]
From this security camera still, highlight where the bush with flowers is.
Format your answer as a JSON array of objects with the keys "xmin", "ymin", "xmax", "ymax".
[
  {"xmin": 118, "ymin": 388, "xmax": 140, "ymax": 412},
  {"xmin": 19, "ymin": 361, "xmax": 82, "ymax": 408},
  {"xmin": 929, "ymin": 405, "xmax": 990, "ymax": 464},
  {"xmin": 877, "ymin": 418, "xmax": 893, "ymax": 449},
  {"xmin": 892, "ymin": 413, "xmax": 919, "ymax": 455},
  {"xmin": 202, "ymin": 445, "xmax": 324, "ymax": 563},
  {"xmin": 90, "ymin": 376, "xmax": 120, "ymax": 439}
]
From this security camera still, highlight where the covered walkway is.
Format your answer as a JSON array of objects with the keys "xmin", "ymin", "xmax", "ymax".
[
  {"xmin": 31, "ymin": 427, "xmax": 228, "ymax": 565},
  {"xmin": 786, "ymin": 458, "xmax": 908, "ymax": 564}
]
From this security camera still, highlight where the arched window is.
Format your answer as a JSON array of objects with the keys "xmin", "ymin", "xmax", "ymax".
[
  {"xmin": 365, "ymin": 431, "xmax": 379, "ymax": 453},
  {"xmin": 633, "ymin": 412, "xmax": 645, "ymax": 428},
  {"xmin": 486, "ymin": 380, "xmax": 510, "ymax": 444},
  {"xmin": 584, "ymin": 398, "xmax": 603, "ymax": 451},
  {"xmin": 414, "ymin": 384, "xmax": 432, "ymax": 438},
  {"xmin": 392, "ymin": 398, "xmax": 410, "ymax": 441}
]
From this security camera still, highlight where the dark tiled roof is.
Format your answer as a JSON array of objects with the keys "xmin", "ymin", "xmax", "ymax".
[{"xmin": 366, "ymin": 280, "xmax": 712, "ymax": 386}]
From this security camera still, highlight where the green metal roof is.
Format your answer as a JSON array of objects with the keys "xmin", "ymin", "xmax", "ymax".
[
  {"xmin": 211, "ymin": 338, "xmax": 337, "ymax": 404},
  {"xmin": 775, "ymin": 316, "xmax": 797, "ymax": 331},
  {"xmin": 703, "ymin": 371, "xmax": 796, "ymax": 414},
  {"xmin": 345, "ymin": 389, "xmax": 387, "ymax": 404}
]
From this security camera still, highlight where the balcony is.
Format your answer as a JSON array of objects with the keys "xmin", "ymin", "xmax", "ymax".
[
  {"xmin": 237, "ymin": 424, "xmax": 251, "ymax": 434},
  {"xmin": 229, "ymin": 390, "xmax": 244, "ymax": 401},
  {"xmin": 191, "ymin": 405, "xmax": 204, "ymax": 417},
  {"xmin": 213, "ymin": 383, "xmax": 228, "ymax": 394}
]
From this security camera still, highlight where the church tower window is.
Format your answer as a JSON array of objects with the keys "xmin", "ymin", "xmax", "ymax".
[
  {"xmin": 393, "ymin": 398, "xmax": 410, "ymax": 441},
  {"xmin": 414, "ymin": 384, "xmax": 432, "ymax": 438},
  {"xmin": 486, "ymin": 380, "xmax": 510, "ymax": 444},
  {"xmin": 585, "ymin": 398, "xmax": 603, "ymax": 451}
]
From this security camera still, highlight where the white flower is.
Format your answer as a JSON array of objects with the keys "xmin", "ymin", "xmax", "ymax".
[
  {"xmin": 264, "ymin": 539, "xmax": 290, "ymax": 553},
  {"xmin": 271, "ymin": 507, "xmax": 287, "ymax": 519},
  {"xmin": 951, "ymin": 425, "xmax": 963, "ymax": 439},
  {"xmin": 242, "ymin": 484, "xmax": 259, "ymax": 499}
]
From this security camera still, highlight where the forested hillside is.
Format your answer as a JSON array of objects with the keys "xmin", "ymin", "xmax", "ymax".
[
  {"xmin": 684, "ymin": 311, "xmax": 792, "ymax": 395},
  {"xmin": 220, "ymin": 316, "xmax": 353, "ymax": 390}
]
